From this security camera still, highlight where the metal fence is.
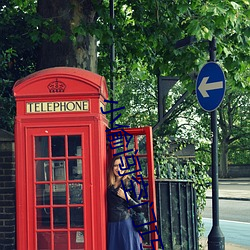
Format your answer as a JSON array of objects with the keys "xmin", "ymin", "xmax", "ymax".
[{"xmin": 156, "ymin": 179, "xmax": 198, "ymax": 250}]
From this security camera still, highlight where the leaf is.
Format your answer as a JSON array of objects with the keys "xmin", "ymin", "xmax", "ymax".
[
  {"xmin": 242, "ymin": 0, "xmax": 249, "ymax": 5},
  {"xmin": 187, "ymin": 19, "xmax": 201, "ymax": 36},
  {"xmin": 30, "ymin": 31, "xmax": 39, "ymax": 42},
  {"xmin": 230, "ymin": 1, "xmax": 241, "ymax": 10},
  {"xmin": 223, "ymin": 47, "xmax": 232, "ymax": 57},
  {"xmin": 201, "ymin": 25, "xmax": 213, "ymax": 40},
  {"xmin": 214, "ymin": 6, "xmax": 227, "ymax": 15}
]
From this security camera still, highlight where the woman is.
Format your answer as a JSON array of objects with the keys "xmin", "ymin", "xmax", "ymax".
[{"xmin": 107, "ymin": 155, "xmax": 143, "ymax": 250}]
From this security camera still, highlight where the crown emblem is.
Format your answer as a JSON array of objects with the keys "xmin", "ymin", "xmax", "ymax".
[{"xmin": 47, "ymin": 79, "xmax": 66, "ymax": 93}]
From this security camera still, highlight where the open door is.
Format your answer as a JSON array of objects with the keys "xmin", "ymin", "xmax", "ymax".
[{"xmin": 107, "ymin": 126, "xmax": 161, "ymax": 250}]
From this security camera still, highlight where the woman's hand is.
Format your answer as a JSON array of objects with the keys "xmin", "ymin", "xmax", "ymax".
[{"xmin": 117, "ymin": 188, "xmax": 131, "ymax": 201}]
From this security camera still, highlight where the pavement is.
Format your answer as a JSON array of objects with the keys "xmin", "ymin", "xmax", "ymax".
[
  {"xmin": 206, "ymin": 178, "xmax": 250, "ymax": 201},
  {"xmin": 201, "ymin": 178, "xmax": 250, "ymax": 250},
  {"xmin": 200, "ymin": 238, "xmax": 250, "ymax": 250}
]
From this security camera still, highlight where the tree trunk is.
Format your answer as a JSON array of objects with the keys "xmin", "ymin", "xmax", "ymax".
[
  {"xmin": 219, "ymin": 140, "xmax": 229, "ymax": 178},
  {"xmin": 37, "ymin": 0, "xmax": 99, "ymax": 72}
]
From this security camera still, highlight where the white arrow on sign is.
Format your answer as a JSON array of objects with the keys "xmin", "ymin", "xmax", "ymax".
[{"xmin": 198, "ymin": 76, "xmax": 223, "ymax": 98}]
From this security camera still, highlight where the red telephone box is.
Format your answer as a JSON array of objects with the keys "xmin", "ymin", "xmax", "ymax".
[
  {"xmin": 13, "ymin": 67, "xmax": 108, "ymax": 250},
  {"xmin": 13, "ymin": 67, "xmax": 159, "ymax": 250}
]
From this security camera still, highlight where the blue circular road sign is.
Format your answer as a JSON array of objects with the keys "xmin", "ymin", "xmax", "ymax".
[{"xmin": 196, "ymin": 62, "xmax": 226, "ymax": 112}]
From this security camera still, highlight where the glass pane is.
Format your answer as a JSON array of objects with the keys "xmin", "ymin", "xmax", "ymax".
[
  {"xmin": 71, "ymin": 231, "xmax": 84, "ymax": 248},
  {"xmin": 36, "ymin": 160, "xmax": 49, "ymax": 181},
  {"xmin": 68, "ymin": 135, "xmax": 81, "ymax": 156},
  {"xmin": 68, "ymin": 159, "xmax": 82, "ymax": 180},
  {"xmin": 123, "ymin": 155, "xmax": 136, "ymax": 173},
  {"xmin": 53, "ymin": 208, "xmax": 67, "ymax": 227},
  {"xmin": 37, "ymin": 232, "xmax": 51, "ymax": 250},
  {"xmin": 138, "ymin": 135, "xmax": 147, "ymax": 154},
  {"xmin": 54, "ymin": 231, "xmax": 68, "ymax": 249},
  {"xmin": 70, "ymin": 207, "xmax": 83, "ymax": 227},
  {"xmin": 37, "ymin": 208, "xmax": 50, "ymax": 229},
  {"xmin": 69, "ymin": 184, "xmax": 83, "ymax": 204},
  {"xmin": 52, "ymin": 160, "xmax": 66, "ymax": 181},
  {"xmin": 52, "ymin": 136, "xmax": 65, "ymax": 157},
  {"xmin": 143, "ymin": 204, "xmax": 151, "ymax": 246},
  {"xmin": 42, "ymin": 186, "xmax": 50, "ymax": 206},
  {"xmin": 141, "ymin": 182, "xmax": 149, "ymax": 200},
  {"xmin": 127, "ymin": 135, "xmax": 135, "ymax": 150},
  {"xmin": 35, "ymin": 136, "xmax": 49, "ymax": 157},
  {"xmin": 53, "ymin": 184, "xmax": 66, "ymax": 204},
  {"xmin": 36, "ymin": 184, "xmax": 46, "ymax": 205},
  {"xmin": 115, "ymin": 146, "xmax": 125, "ymax": 155},
  {"xmin": 138, "ymin": 157, "xmax": 148, "ymax": 177}
]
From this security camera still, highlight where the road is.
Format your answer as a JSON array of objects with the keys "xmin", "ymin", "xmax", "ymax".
[
  {"xmin": 202, "ymin": 199, "xmax": 250, "ymax": 223},
  {"xmin": 202, "ymin": 180, "xmax": 250, "ymax": 249}
]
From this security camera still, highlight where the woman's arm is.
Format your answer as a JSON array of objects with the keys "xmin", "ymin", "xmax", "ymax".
[
  {"xmin": 116, "ymin": 180, "xmax": 143, "ymax": 212},
  {"xmin": 127, "ymin": 180, "xmax": 143, "ymax": 212}
]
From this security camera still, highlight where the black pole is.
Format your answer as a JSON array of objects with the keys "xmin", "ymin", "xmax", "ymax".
[
  {"xmin": 208, "ymin": 37, "xmax": 225, "ymax": 250},
  {"xmin": 209, "ymin": 37, "xmax": 216, "ymax": 62},
  {"xmin": 157, "ymin": 76, "xmax": 161, "ymax": 123},
  {"xmin": 110, "ymin": 0, "xmax": 115, "ymax": 127}
]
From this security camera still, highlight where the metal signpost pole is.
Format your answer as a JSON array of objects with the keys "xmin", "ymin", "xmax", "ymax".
[
  {"xmin": 110, "ymin": 0, "xmax": 115, "ymax": 127},
  {"xmin": 196, "ymin": 36, "xmax": 225, "ymax": 249},
  {"xmin": 208, "ymin": 37, "xmax": 225, "ymax": 250}
]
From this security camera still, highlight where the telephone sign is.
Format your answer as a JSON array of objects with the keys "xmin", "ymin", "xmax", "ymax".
[{"xmin": 196, "ymin": 62, "xmax": 226, "ymax": 112}]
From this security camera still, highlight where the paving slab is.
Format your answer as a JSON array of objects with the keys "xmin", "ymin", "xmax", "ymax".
[
  {"xmin": 206, "ymin": 178, "xmax": 250, "ymax": 201},
  {"xmin": 200, "ymin": 238, "xmax": 250, "ymax": 250}
]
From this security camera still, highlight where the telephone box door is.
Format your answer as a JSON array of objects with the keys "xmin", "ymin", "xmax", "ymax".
[
  {"xmin": 26, "ymin": 126, "xmax": 91, "ymax": 250},
  {"xmin": 108, "ymin": 126, "xmax": 159, "ymax": 250}
]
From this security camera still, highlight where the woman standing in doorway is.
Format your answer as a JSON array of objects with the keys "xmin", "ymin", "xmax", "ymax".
[{"xmin": 107, "ymin": 155, "xmax": 142, "ymax": 250}]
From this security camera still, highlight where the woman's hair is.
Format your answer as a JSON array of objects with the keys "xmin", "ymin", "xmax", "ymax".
[{"xmin": 107, "ymin": 155, "xmax": 130, "ymax": 187}]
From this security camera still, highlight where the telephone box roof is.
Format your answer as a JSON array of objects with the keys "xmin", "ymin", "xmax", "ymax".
[{"xmin": 13, "ymin": 67, "xmax": 108, "ymax": 99}]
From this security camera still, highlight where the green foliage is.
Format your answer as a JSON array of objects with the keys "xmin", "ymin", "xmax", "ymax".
[
  {"xmin": 0, "ymin": 0, "xmax": 38, "ymax": 131},
  {"xmin": 96, "ymin": 0, "xmax": 249, "ymax": 177},
  {"xmin": 219, "ymin": 88, "xmax": 250, "ymax": 166},
  {"xmin": 0, "ymin": 79, "xmax": 15, "ymax": 132},
  {"xmin": 0, "ymin": 2, "xmax": 37, "ymax": 77},
  {"xmin": 111, "ymin": 64, "xmax": 158, "ymax": 128},
  {"xmin": 98, "ymin": 0, "xmax": 249, "ymax": 91},
  {"xmin": 0, "ymin": 49, "xmax": 17, "ymax": 131}
]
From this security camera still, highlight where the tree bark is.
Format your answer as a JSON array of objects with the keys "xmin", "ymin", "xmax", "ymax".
[
  {"xmin": 37, "ymin": 0, "xmax": 100, "ymax": 72},
  {"xmin": 219, "ymin": 140, "xmax": 229, "ymax": 178}
]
